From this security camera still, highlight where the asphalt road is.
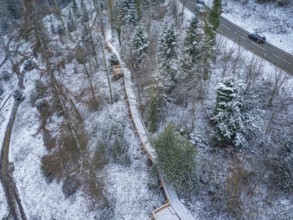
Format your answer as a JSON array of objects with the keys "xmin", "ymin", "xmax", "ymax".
[{"xmin": 181, "ymin": 0, "xmax": 293, "ymax": 75}]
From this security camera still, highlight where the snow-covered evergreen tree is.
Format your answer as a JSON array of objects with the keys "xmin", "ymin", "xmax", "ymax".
[
  {"xmin": 209, "ymin": 0, "xmax": 222, "ymax": 30},
  {"xmin": 153, "ymin": 124, "xmax": 196, "ymax": 191},
  {"xmin": 132, "ymin": 25, "xmax": 148, "ymax": 58},
  {"xmin": 122, "ymin": 0, "xmax": 137, "ymax": 24},
  {"xmin": 57, "ymin": 23, "xmax": 65, "ymax": 36},
  {"xmin": 50, "ymin": 22, "xmax": 56, "ymax": 35},
  {"xmin": 183, "ymin": 17, "xmax": 201, "ymax": 63},
  {"xmin": 67, "ymin": 10, "xmax": 76, "ymax": 32},
  {"xmin": 159, "ymin": 23, "xmax": 177, "ymax": 87},
  {"xmin": 81, "ymin": 24, "xmax": 89, "ymax": 41},
  {"xmin": 72, "ymin": 0, "xmax": 80, "ymax": 18},
  {"xmin": 276, "ymin": 138, "xmax": 293, "ymax": 191},
  {"xmin": 81, "ymin": 0, "xmax": 89, "ymax": 23},
  {"xmin": 212, "ymin": 79, "xmax": 263, "ymax": 148},
  {"xmin": 160, "ymin": 24, "xmax": 176, "ymax": 63}
]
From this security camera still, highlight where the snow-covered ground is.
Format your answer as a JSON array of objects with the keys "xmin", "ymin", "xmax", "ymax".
[
  {"xmin": 0, "ymin": 96, "xmax": 12, "ymax": 218},
  {"xmin": 0, "ymin": 1, "xmax": 163, "ymax": 219},
  {"xmin": 1, "ymin": 0, "xmax": 292, "ymax": 219},
  {"xmin": 9, "ymin": 94, "xmax": 160, "ymax": 219},
  {"xmin": 0, "ymin": 182, "xmax": 8, "ymax": 218},
  {"xmin": 162, "ymin": 31, "xmax": 293, "ymax": 220},
  {"xmin": 216, "ymin": 0, "xmax": 293, "ymax": 54},
  {"xmin": 0, "ymin": 60, "xmax": 18, "ymax": 219},
  {"xmin": 160, "ymin": 1, "xmax": 293, "ymax": 219}
]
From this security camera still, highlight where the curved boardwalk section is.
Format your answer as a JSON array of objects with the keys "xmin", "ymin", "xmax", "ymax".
[{"xmin": 106, "ymin": 40, "xmax": 195, "ymax": 220}]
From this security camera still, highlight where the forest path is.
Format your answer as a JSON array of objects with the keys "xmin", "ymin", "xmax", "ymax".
[
  {"xmin": 0, "ymin": 101, "xmax": 27, "ymax": 220},
  {"xmin": 105, "ymin": 34, "xmax": 196, "ymax": 220}
]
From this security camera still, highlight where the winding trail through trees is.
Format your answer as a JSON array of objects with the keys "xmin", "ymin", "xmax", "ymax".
[
  {"xmin": 0, "ymin": 101, "xmax": 27, "ymax": 220},
  {"xmin": 105, "ymin": 35, "xmax": 195, "ymax": 220}
]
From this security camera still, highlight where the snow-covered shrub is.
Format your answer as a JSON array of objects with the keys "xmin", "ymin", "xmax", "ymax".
[
  {"xmin": 35, "ymin": 99, "xmax": 47, "ymax": 111},
  {"xmin": 40, "ymin": 158, "xmax": 54, "ymax": 183},
  {"xmin": 147, "ymin": 164, "xmax": 160, "ymax": 192},
  {"xmin": 41, "ymin": 130, "xmax": 84, "ymax": 184},
  {"xmin": 111, "ymin": 137, "xmax": 131, "ymax": 166},
  {"xmin": 122, "ymin": 0, "xmax": 137, "ymax": 24},
  {"xmin": 50, "ymin": 23, "xmax": 56, "ymax": 35},
  {"xmin": 75, "ymin": 45, "xmax": 87, "ymax": 64},
  {"xmin": 81, "ymin": 0, "xmax": 90, "ymax": 23},
  {"xmin": 98, "ymin": 207, "xmax": 115, "ymax": 220},
  {"xmin": 148, "ymin": 95, "xmax": 158, "ymax": 132},
  {"xmin": 13, "ymin": 89, "xmax": 24, "ymax": 101},
  {"xmin": 62, "ymin": 177, "xmax": 80, "ymax": 197},
  {"xmin": 57, "ymin": 24, "xmax": 65, "ymax": 36},
  {"xmin": 153, "ymin": 124, "xmax": 196, "ymax": 191},
  {"xmin": 72, "ymin": 0, "xmax": 80, "ymax": 18},
  {"xmin": 43, "ymin": 130, "xmax": 56, "ymax": 150},
  {"xmin": 66, "ymin": 51, "xmax": 75, "ymax": 63},
  {"xmin": 93, "ymin": 143, "xmax": 108, "ymax": 170},
  {"xmin": 212, "ymin": 79, "xmax": 263, "ymax": 148},
  {"xmin": 0, "ymin": 84, "xmax": 3, "ymax": 96},
  {"xmin": 132, "ymin": 25, "xmax": 149, "ymax": 58},
  {"xmin": 1, "ymin": 71, "xmax": 11, "ymax": 82},
  {"xmin": 23, "ymin": 59, "xmax": 34, "ymax": 71},
  {"xmin": 109, "ymin": 53, "xmax": 119, "ymax": 67},
  {"xmin": 225, "ymin": 159, "xmax": 251, "ymax": 219},
  {"xmin": 30, "ymin": 79, "xmax": 46, "ymax": 106},
  {"xmin": 93, "ymin": 135, "xmax": 130, "ymax": 168},
  {"xmin": 67, "ymin": 10, "xmax": 76, "ymax": 32},
  {"xmin": 1, "ymin": 21, "xmax": 9, "ymax": 34},
  {"xmin": 275, "ymin": 138, "xmax": 293, "ymax": 191}
]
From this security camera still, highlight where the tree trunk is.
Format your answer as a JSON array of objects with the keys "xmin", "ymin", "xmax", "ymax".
[{"xmin": 84, "ymin": 63, "xmax": 97, "ymax": 107}]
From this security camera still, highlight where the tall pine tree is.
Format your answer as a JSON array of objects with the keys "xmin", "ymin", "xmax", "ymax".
[
  {"xmin": 122, "ymin": 0, "xmax": 137, "ymax": 24},
  {"xmin": 67, "ymin": 10, "xmax": 76, "ymax": 32},
  {"xmin": 72, "ymin": 0, "xmax": 80, "ymax": 18},
  {"xmin": 212, "ymin": 79, "xmax": 262, "ymax": 148},
  {"xmin": 160, "ymin": 24, "xmax": 176, "ymax": 62},
  {"xmin": 159, "ymin": 23, "xmax": 177, "ymax": 86},
  {"xmin": 209, "ymin": 0, "xmax": 222, "ymax": 30},
  {"xmin": 132, "ymin": 25, "xmax": 148, "ymax": 59},
  {"xmin": 183, "ymin": 17, "xmax": 200, "ymax": 63},
  {"xmin": 81, "ymin": 0, "xmax": 90, "ymax": 23}
]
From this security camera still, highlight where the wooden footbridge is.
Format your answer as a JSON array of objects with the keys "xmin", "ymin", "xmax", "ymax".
[{"xmin": 106, "ymin": 40, "xmax": 195, "ymax": 220}]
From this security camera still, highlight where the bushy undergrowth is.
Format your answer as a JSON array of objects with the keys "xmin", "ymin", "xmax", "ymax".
[
  {"xmin": 275, "ymin": 138, "xmax": 293, "ymax": 191},
  {"xmin": 1, "ymin": 71, "xmax": 11, "ymax": 81},
  {"xmin": 13, "ymin": 89, "xmax": 24, "ymax": 101},
  {"xmin": 30, "ymin": 79, "xmax": 47, "ymax": 106},
  {"xmin": 93, "ymin": 136, "xmax": 131, "ymax": 170},
  {"xmin": 153, "ymin": 124, "xmax": 196, "ymax": 191},
  {"xmin": 62, "ymin": 177, "xmax": 80, "ymax": 197},
  {"xmin": 0, "ymin": 84, "xmax": 3, "ymax": 96}
]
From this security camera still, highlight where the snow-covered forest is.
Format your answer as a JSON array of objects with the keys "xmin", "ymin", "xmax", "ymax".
[{"xmin": 0, "ymin": 0, "xmax": 292, "ymax": 219}]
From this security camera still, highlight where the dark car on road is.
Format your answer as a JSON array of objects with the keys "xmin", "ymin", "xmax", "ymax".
[{"xmin": 248, "ymin": 33, "xmax": 266, "ymax": 44}]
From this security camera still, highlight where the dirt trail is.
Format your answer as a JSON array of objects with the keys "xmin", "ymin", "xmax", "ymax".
[{"xmin": 0, "ymin": 101, "xmax": 27, "ymax": 220}]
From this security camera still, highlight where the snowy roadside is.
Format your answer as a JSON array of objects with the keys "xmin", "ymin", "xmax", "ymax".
[
  {"xmin": 220, "ymin": 0, "xmax": 293, "ymax": 55},
  {"xmin": 203, "ymin": 0, "xmax": 293, "ymax": 54}
]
